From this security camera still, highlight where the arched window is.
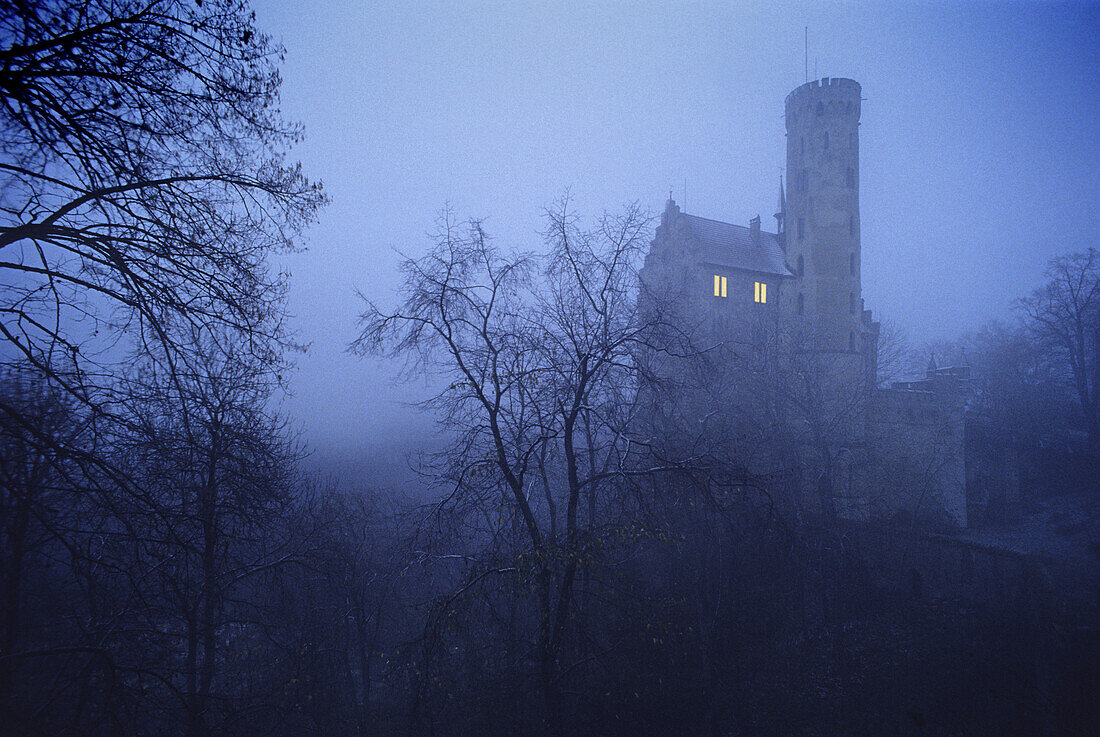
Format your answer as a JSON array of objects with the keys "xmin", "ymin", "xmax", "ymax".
[
  {"xmin": 797, "ymin": 218, "xmax": 804, "ymax": 240},
  {"xmin": 846, "ymin": 167, "xmax": 855, "ymax": 188},
  {"xmin": 797, "ymin": 254, "xmax": 804, "ymax": 276},
  {"xmin": 849, "ymin": 291, "xmax": 857, "ymax": 313},
  {"xmin": 849, "ymin": 331, "xmax": 856, "ymax": 352},
  {"xmin": 849, "ymin": 214, "xmax": 855, "ymax": 237},
  {"xmin": 824, "ymin": 131, "xmax": 829, "ymax": 150},
  {"xmin": 849, "ymin": 252, "xmax": 855, "ymax": 275},
  {"xmin": 816, "ymin": 101, "xmax": 824, "ymax": 116},
  {"xmin": 797, "ymin": 293, "xmax": 804, "ymax": 315}
]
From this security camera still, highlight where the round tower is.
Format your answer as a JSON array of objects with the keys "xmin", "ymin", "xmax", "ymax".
[{"xmin": 784, "ymin": 77, "xmax": 861, "ymax": 353}]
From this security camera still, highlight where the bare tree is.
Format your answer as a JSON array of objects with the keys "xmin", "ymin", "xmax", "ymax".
[
  {"xmin": 353, "ymin": 199, "xmax": 687, "ymax": 728},
  {"xmin": 0, "ymin": 365, "xmax": 92, "ymax": 725},
  {"xmin": 111, "ymin": 338, "xmax": 302, "ymax": 736},
  {"xmin": 1017, "ymin": 247, "xmax": 1100, "ymax": 445},
  {"xmin": 0, "ymin": 334, "xmax": 304, "ymax": 736},
  {"xmin": 0, "ymin": 0, "xmax": 324, "ymax": 432}
]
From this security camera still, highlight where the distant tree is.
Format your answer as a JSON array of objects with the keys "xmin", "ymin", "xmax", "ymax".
[
  {"xmin": 945, "ymin": 321, "xmax": 1071, "ymax": 447},
  {"xmin": 0, "ymin": 0, "xmax": 324, "ymax": 437},
  {"xmin": 1016, "ymin": 248, "xmax": 1100, "ymax": 446}
]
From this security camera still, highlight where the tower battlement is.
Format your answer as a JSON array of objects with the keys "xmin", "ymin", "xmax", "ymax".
[{"xmin": 785, "ymin": 77, "xmax": 861, "ymax": 128}]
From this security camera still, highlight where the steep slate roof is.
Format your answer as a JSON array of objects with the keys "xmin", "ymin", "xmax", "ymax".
[{"xmin": 683, "ymin": 212, "xmax": 793, "ymax": 277}]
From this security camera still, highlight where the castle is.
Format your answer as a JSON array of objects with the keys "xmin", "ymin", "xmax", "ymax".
[{"xmin": 638, "ymin": 79, "xmax": 1001, "ymax": 528}]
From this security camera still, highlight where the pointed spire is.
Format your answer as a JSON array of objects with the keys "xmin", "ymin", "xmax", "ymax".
[
  {"xmin": 774, "ymin": 173, "xmax": 786, "ymax": 246},
  {"xmin": 777, "ymin": 174, "xmax": 786, "ymax": 219}
]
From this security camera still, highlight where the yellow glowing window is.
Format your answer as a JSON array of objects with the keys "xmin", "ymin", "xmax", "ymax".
[
  {"xmin": 754, "ymin": 281, "xmax": 767, "ymax": 303},
  {"xmin": 713, "ymin": 275, "xmax": 727, "ymax": 297}
]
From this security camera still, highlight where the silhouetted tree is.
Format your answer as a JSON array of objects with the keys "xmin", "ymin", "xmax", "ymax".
[
  {"xmin": 107, "ymin": 339, "xmax": 302, "ymax": 736},
  {"xmin": 0, "ymin": 365, "xmax": 93, "ymax": 726},
  {"xmin": 0, "ymin": 0, "xmax": 324, "ymax": 438},
  {"xmin": 1017, "ymin": 247, "xmax": 1100, "ymax": 446},
  {"xmin": 353, "ymin": 199, "xmax": 693, "ymax": 729}
]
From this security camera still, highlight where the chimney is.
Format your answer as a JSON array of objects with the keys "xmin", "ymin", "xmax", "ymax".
[{"xmin": 749, "ymin": 214, "xmax": 761, "ymax": 241}]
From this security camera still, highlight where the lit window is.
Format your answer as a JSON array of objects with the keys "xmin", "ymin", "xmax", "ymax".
[
  {"xmin": 754, "ymin": 281, "xmax": 767, "ymax": 304},
  {"xmin": 713, "ymin": 275, "xmax": 727, "ymax": 298}
]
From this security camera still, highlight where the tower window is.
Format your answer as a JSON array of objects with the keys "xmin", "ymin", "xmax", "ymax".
[
  {"xmin": 754, "ymin": 281, "xmax": 767, "ymax": 304},
  {"xmin": 849, "ymin": 291, "xmax": 856, "ymax": 313},
  {"xmin": 713, "ymin": 275, "xmax": 727, "ymax": 298},
  {"xmin": 849, "ymin": 214, "xmax": 855, "ymax": 237},
  {"xmin": 850, "ymin": 331, "xmax": 856, "ymax": 352},
  {"xmin": 824, "ymin": 131, "xmax": 829, "ymax": 150},
  {"xmin": 846, "ymin": 166, "xmax": 855, "ymax": 188},
  {"xmin": 797, "ymin": 254, "xmax": 804, "ymax": 276},
  {"xmin": 849, "ymin": 252, "xmax": 855, "ymax": 275},
  {"xmin": 816, "ymin": 101, "xmax": 824, "ymax": 116},
  {"xmin": 797, "ymin": 293, "xmax": 804, "ymax": 314},
  {"xmin": 797, "ymin": 217, "xmax": 804, "ymax": 240}
]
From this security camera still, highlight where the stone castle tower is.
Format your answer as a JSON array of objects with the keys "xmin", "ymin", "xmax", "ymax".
[
  {"xmin": 783, "ymin": 78, "xmax": 863, "ymax": 356},
  {"xmin": 638, "ymin": 78, "xmax": 977, "ymax": 528}
]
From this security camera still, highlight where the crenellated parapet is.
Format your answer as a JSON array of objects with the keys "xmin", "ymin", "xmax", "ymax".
[{"xmin": 784, "ymin": 77, "xmax": 862, "ymax": 128}]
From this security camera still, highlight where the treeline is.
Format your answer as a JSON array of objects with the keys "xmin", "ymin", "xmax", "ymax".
[{"xmin": 6, "ymin": 356, "xmax": 1091, "ymax": 736}]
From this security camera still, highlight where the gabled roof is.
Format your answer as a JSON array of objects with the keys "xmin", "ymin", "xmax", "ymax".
[{"xmin": 683, "ymin": 212, "xmax": 793, "ymax": 277}]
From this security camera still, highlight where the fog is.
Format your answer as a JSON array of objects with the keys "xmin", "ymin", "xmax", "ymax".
[{"xmin": 253, "ymin": 0, "xmax": 1099, "ymax": 477}]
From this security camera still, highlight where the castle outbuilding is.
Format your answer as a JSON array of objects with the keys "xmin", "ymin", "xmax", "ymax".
[{"xmin": 639, "ymin": 78, "xmax": 975, "ymax": 527}]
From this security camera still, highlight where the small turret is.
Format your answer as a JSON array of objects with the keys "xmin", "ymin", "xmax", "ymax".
[{"xmin": 662, "ymin": 197, "xmax": 680, "ymax": 226}]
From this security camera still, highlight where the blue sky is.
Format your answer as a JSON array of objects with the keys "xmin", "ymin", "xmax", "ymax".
[{"xmin": 251, "ymin": 0, "xmax": 1099, "ymax": 472}]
